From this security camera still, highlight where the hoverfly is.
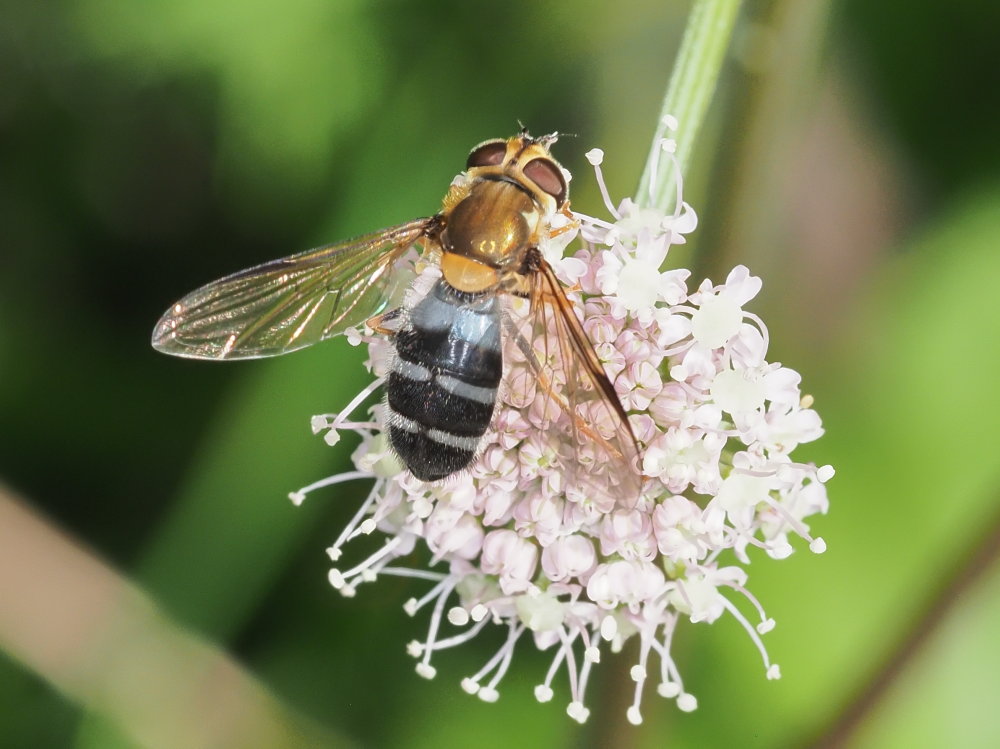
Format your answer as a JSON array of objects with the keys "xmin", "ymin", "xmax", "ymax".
[{"xmin": 152, "ymin": 131, "xmax": 641, "ymax": 504}]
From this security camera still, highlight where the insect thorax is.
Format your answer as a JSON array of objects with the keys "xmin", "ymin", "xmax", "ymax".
[{"xmin": 439, "ymin": 179, "xmax": 541, "ymax": 293}]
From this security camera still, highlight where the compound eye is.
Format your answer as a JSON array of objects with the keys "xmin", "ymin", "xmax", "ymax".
[
  {"xmin": 523, "ymin": 157, "xmax": 568, "ymax": 205},
  {"xmin": 466, "ymin": 140, "xmax": 508, "ymax": 169}
]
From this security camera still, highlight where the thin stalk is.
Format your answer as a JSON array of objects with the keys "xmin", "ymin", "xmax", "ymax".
[
  {"xmin": 636, "ymin": 0, "xmax": 744, "ymax": 212},
  {"xmin": 587, "ymin": 2, "xmax": 745, "ymax": 739}
]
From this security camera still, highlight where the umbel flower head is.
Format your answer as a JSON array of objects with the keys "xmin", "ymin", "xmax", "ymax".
[{"xmin": 292, "ymin": 122, "xmax": 833, "ymax": 725}]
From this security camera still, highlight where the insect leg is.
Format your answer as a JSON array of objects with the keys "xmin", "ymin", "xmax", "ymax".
[
  {"xmin": 548, "ymin": 202, "xmax": 581, "ymax": 239},
  {"xmin": 367, "ymin": 308, "xmax": 404, "ymax": 336}
]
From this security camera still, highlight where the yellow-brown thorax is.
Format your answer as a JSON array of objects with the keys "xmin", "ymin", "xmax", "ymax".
[{"xmin": 438, "ymin": 134, "xmax": 566, "ymax": 294}]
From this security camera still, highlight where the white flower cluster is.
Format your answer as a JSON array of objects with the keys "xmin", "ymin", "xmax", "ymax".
[{"xmin": 292, "ymin": 130, "xmax": 832, "ymax": 725}]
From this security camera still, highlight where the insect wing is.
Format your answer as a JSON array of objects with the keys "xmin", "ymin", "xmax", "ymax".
[
  {"xmin": 152, "ymin": 218, "xmax": 434, "ymax": 360},
  {"xmin": 512, "ymin": 257, "xmax": 642, "ymax": 508}
]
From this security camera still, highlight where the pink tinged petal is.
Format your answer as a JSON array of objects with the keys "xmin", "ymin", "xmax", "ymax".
[
  {"xmin": 722, "ymin": 265, "xmax": 763, "ymax": 306},
  {"xmin": 668, "ymin": 202, "xmax": 698, "ymax": 234},
  {"xmin": 480, "ymin": 489, "xmax": 516, "ymax": 526},
  {"xmin": 586, "ymin": 560, "xmax": 666, "ymax": 611},
  {"xmin": 504, "ymin": 368, "xmax": 538, "ymax": 409},
  {"xmin": 730, "ymin": 323, "xmax": 767, "ymax": 367},
  {"xmin": 658, "ymin": 269, "xmax": 691, "ymax": 305},
  {"xmin": 762, "ymin": 366, "xmax": 802, "ymax": 406},
  {"xmin": 764, "ymin": 408, "xmax": 825, "ymax": 451},
  {"xmin": 595, "ymin": 251, "xmax": 624, "ymax": 295},
  {"xmin": 513, "ymin": 496, "xmax": 564, "ymax": 547},
  {"xmin": 628, "ymin": 413, "xmax": 658, "ymax": 444},
  {"xmin": 690, "ymin": 403, "xmax": 724, "ymax": 431},
  {"xmin": 480, "ymin": 530, "xmax": 539, "ymax": 594},
  {"xmin": 426, "ymin": 507, "xmax": 484, "ymax": 560},
  {"xmin": 654, "ymin": 309, "xmax": 691, "ymax": 346},
  {"xmin": 640, "ymin": 437, "xmax": 670, "ymax": 478},
  {"xmin": 652, "ymin": 496, "xmax": 708, "ymax": 563},
  {"xmin": 716, "ymin": 473, "xmax": 773, "ymax": 514},
  {"xmin": 541, "ymin": 535, "xmax": 597, "ymax": 583},
  {"xmin": 668, "ymin": 576, "xmax": 726, "ymax": 624},
  {"xmin": 669, "ymin": 346, "xmax": 716, "ymax": 385},
  {"xmin": 632, "ymin": 232, "xmax": 669, "ymax": 265},
  {"xmin": 584, "ymin": 314, "xmax": 620, "ymax": 345},
  {"xmin": 599, "ymin": 509, "xmax": 655, "ymax": 560},
  {"xmin": 649, "ymin": 383, "xmax": 691, "ymax": 428}
]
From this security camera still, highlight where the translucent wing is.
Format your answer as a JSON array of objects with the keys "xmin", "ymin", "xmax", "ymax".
[
  {"xmin": 510, "ymin": 252, "xmax": 642, "ymax": 508},
  {"xmin": 152, "ymin": 218, "xmax": 435, "ymax": 360}
]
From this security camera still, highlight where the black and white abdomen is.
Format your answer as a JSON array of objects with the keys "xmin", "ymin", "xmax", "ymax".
[{"xmin": 386, "ymin": 279, "xmax": 502, "ymax": 481}]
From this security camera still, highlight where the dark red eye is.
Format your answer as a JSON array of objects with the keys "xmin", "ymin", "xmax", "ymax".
[
  {"xmin": 523, "ymin": 157, "xmax": 567, "ymax": 205},
  {"xmin": 466, "ymin": 141, "xmax": 507, "ymax": 169}
]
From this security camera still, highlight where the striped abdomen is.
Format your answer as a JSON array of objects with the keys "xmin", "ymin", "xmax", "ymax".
[{"xmin": 387, "ymin": 279, "xmax": 502, "ymax": 481}]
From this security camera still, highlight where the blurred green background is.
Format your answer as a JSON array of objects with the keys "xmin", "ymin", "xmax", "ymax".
[{"xmin": 2, "ymin": 0, "xmax": 999, "ymax": 747}]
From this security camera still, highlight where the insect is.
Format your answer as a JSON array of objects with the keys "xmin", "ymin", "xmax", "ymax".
[{"xmin": 152, "ymin": 131, "xmax": 641, "ymax": 503}]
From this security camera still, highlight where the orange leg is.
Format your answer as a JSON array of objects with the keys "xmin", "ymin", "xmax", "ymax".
[
  {"xmin": 366, "ymin": 308, "xmax": 403, "ymax": 335},
  {"xmin": 549, "ymin": 201, "xmax": 582, "ymax": 239}
]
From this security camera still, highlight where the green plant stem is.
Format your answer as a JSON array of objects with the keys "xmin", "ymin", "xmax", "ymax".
[{"xmin": 636, "ymin": 0, "xmax": 744, "ymax": 212}]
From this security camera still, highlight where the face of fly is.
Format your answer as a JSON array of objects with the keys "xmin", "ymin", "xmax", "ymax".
[{"xmin": 463, "ymin": 132, "xmax": 569, "ymax": 215}]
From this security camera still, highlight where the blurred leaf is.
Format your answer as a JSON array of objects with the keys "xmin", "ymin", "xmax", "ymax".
[
  {"xmin": 73, "ymin": 0, "xmax": 381, "ymax": 196},
  {"xmin": 850, "ymin": 564, "xmax": 1000, "ymax": 749},
  {"xmin": 137, "ymin": 342, "xmax": 372, "ymax": 637}
]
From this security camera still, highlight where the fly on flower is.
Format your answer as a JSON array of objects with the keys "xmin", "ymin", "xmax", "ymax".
[{"xmin": 152, "ymin": 131, "xmax": 642, "ymax": 505}]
